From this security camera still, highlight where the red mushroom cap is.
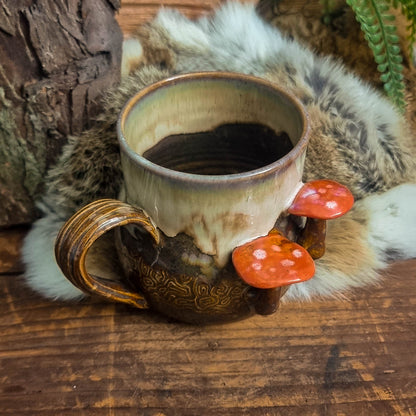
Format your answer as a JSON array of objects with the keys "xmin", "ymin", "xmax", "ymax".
[
  {"xmin": 288, "ymin": 180, "xmax": 354, "ymax": 219},
  {"xmin": 232, "ymin": 232, "xmax": 315, "ymax": 289}
]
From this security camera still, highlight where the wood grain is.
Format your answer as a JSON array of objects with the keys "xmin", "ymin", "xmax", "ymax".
[
  {"xmin": 1, "ymin": 241, "xmax": 415, "ymax": 414},
  {"xmin": 2, "ymin": 1, "xmax": 416, "ymax": 414},
  {"xmin": 117, "ymin": 0, "xmax": 257, "ymax": 34},
  {"xmin": 0, "ymin": 227, "xmax": 27, "ymax": 275}
]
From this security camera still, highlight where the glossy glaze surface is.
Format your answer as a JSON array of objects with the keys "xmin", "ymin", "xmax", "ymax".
[
  {"xmin": 232, "ymin": 231, "xmax": 315, "ymax": 289},
  {"xmin": 118, "ymin": 72, "xmax": 310, "ymax": 267}
]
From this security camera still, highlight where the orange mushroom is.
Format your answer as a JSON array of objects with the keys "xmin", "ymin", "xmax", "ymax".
[
  {"xmin": 232, "ymin": 231, "xmax": 315, "ymax": 289},
  {"xmin": 288, "ymin": 179, "xmax": 354, "ymax": 259}
]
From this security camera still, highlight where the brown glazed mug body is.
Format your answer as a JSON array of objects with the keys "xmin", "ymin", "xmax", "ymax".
[{"xmin": 55, "ymin": 72, "xmax": 310, "ymax": 324}]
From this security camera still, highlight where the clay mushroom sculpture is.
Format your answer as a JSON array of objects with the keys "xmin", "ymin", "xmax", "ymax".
[
  {"xmin": 232, "ymin": 230, "xmax": 316, "ymax": 314},
  {"xmin": 232, "ymin": 230, "xmax": 316, "ymax": 289},
  {"xmin": 288, "ymin": 179, "xmax": 354, "ymax": 259},
  {"xmin": 231, "ymin": 179, "xmax": 353, "ymax": 314}
]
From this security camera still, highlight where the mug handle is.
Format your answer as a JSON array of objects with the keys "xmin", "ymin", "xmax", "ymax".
[{"xmin": 55, "ymin": 199, "xmax": 160, "ymax": 309}]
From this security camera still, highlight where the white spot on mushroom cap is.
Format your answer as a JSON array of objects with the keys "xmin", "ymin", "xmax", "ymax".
[
  {"xmin": 292, "ymin": 249, "xmax": 303, "ymax": 258},
  {"xmin": 252, "ymin": 262, "xmax": 262, "ymax": 270},
  {"xmin": 253, "ymin": 249, "xmax": 267, "ymax": 260},
  {"xmin": 326, "ymin": 201, "xmax": 338, "ymax": 209},
  {"xmin": 334, "ymin": 189, "xmax": 347, "ymax": 196},
  {"xmin": 281, "ymin": 259, "xmax": 295, "ymax": 267},
  {"xmin": 309, "ymin": 194, "xmax": 320, "ymax": 201},
  {"xmin": 271, "ymin": 244, "xmax": 282, "ymax": 252}
]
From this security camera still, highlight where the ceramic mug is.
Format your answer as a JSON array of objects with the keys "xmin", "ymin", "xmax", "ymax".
[{"xmin": 55, "ymin": 72, "xmax": 311, "ymax": 323}]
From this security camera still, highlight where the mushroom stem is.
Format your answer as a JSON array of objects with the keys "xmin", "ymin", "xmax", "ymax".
[
  {"xmin": 297, "ymin": 218, "xmax": 327, "ymax": 260},
  {"xmin": 255, "ymin": 287, "xmax": 282, "ymax": 315},
  {"xmin": 288, "ymin": 179, "xmax": 354, "ymax": 260}
]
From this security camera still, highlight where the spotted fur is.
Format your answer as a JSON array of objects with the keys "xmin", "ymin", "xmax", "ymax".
[{"xmin": 23, "ymin": 2, "xmax": 416, "ymax": 302}]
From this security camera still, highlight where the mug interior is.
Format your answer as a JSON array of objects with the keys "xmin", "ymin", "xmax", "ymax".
[
  {"xmin": 117, "ymin": 72, "xmax": 310, "ymax": 268},
  {"xmin": 120, "ymin": 72, "xmax": 307, "ymax": 177}
]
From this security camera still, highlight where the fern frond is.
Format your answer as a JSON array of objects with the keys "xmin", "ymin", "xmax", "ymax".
[
  {"xmin": 347, "ymin": 0, "xmax": 406, "ymax": 111},
  {"xmin": 390, "ymin": 0, "xmax": 416, "ymax": 59}
]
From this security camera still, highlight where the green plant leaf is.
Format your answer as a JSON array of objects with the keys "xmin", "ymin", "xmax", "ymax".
[
  {"xmin": 390, "ymin": 44, "xmax": 402, "ymax": 54},
  {"xmin": 380, "ymin": 72, "xmax": 391, "ymax": 82},
  {"xmin": 388, "ymin": 0, "xmax": 416, "ymax": 61},
  {"xmin": 371, "ymin": 42, "xmax": 385, "ymax": 54},
  {"xmin": 374, "ymin": 53, "xmax": 387, "ymax": 63},
  {"xmin": 347, "ymin": 0, "xmax": 406, "ymax": 111}
]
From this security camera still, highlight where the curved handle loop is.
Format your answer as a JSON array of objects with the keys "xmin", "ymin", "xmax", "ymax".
[{"xmin": 55, "ymin": 199, "xmax": 160, "ymax": 309}]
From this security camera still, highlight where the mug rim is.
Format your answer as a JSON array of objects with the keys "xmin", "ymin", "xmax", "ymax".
[{"xmin": 117, "ymin": 71, "xmax": 310, "ymax": 185}]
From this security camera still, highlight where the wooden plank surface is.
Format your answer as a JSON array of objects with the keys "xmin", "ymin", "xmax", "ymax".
[
  {"xmin": 2, "ymin": 1, "xmax": 415, "ymax": 414},
  {"xmin": 0, "ymin": 227, "xmax": 26, "ymax": 275},
  {"xmin": 117, "ymin": 0, "xmax": 257, "ymax": 34},
  {"xmin": 1, "ymin": 228, "xmax": 415, "ymax": 415},
  {"xmin": 117, "ymin": 0, "xmax": 219, "ymax": 34}
]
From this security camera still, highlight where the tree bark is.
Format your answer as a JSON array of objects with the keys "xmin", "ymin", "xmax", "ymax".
[{"xmin": 0, "ymin": 0, "xmax": 122, "ymax": 227}]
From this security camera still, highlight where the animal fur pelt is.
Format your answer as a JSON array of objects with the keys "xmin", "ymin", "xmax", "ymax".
[{"xmin": 22, "ymin": 2, "xmax": 416, "ymax": 304}]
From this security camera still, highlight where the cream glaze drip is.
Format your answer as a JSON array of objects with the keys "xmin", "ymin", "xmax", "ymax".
[{"xmin": 122, "ymin": 154, "xmax": 304, "ymax": 267}]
